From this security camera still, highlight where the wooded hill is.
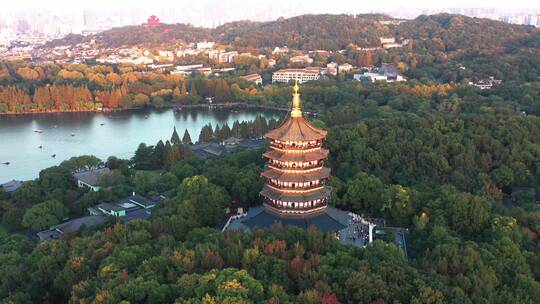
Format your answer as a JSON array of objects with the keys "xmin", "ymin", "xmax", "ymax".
[{"xmin": 47, "ymin": 13, "xmax": 538, "ymax": 52}]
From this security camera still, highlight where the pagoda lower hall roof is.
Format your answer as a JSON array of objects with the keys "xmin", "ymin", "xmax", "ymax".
[
  {"xmin": 227, "ymin": 205, "xmax": 348, "ymax": 233},
  {"xmin": 264, "ymin": 116, "xmax": 327, "ymax": 142},
  {"xmin": 261, "ymin": 167, "xmax": 331, "ymax": 183},
  {"xmin": 260, "ymin": 185, "xmax": 331, "ymax": 202},
  {"xmin": 263, "ymin": 148, "xmax": 329, "ymax": 162}
]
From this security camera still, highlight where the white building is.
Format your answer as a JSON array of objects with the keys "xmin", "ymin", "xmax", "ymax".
[
  {"xmin": 73, "ymin": 168, "xmax": 111, "ymax": 192},
  {"xmin": 272, "ymin": 46, "xmax": 289, "ymax": 54},
  {"xmin": 272, "ymin": 69, "xmax": 320, "ymax": 84},
  {"xmin": 353, "ymin": 72, "xmax": 406, "ymax": 83},
  {"xmin": 242, "ymin": 73, "xmax": 263, "ymax": 86},
  {"xmin": 218, "ymin": 51, "xmax": 238, "ymax": 63},
  {"xmin": 158, "ymin": 50, "xmax": 173, "ymax": 57},
  {"xmin": 290, "ymin": 55, "xmax": 313, "ymax": 65},
  {"xmin": 196, "ymin": 41, "xmax": 215, "ymax": 49},
  {"xmin": 338, "ymin": 63, "xmax": 354, "ymax": 73},
  {"xmin": 176, "ymin": 64, "xmax": 204, "ymax": 71},
  {"xmin": 380, "ymin": 37, "xmax": 396, "ymax": 44}
]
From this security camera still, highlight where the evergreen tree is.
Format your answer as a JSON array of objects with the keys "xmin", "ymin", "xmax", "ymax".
[
  {"xmin": 198, "ymin": 123, "xmax": 214, "ymax": 143},
  {"xmin": 221, "ymin": 123, "xmax": 232, "ymax": 140},
  {"xmin": 253, "ymin": 116, "xmax": 268, "ymax": 138},
  {"xmin": 214, "ymin": 79, "xmax": 231, "ymax": 102},
  {"xmin": 231, "ymin": 121, "xmax": 241, "ymax": 138},
  {"xmin": 154, "ymin": 140, "xmax": 165, "ymax": 168},
  {"xmin": 171, "ymin": 127, "xmax": 181, "ymax": 146},
  {"xmin": 214, "ymin": 124, "xmax": 222, "ymax": 143},
  {"xmin": 164, "ymin": 140, "xmax": 182, "ymax": 170},
  {"xmin": 189, "ymin": 80, "xmax": 198, "ymax": 97},
  {"xmin": 180, "ymin": 81, "xmax": 188, "ymax": 97},
  {"xmin": 182, "ymin": 129, "xmax": 193, "ymax": 145}
]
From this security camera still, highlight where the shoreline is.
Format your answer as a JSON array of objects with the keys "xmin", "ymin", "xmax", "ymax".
[{"xmin": 0, "ymin": 102, "xmax": 318, "ymax": 116}]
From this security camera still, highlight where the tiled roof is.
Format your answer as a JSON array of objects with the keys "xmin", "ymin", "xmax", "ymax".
[
  {"xmin": 121, "ymin": 209, "xmax": 152, "ymax": 222},
  {"xmin": 264, "ymin": 116, "xmax": 327, "ymax": 142},
  {"xmin": 73, "ymin": 168, "xmax": 111, "ymax": 186},
  {"xmin": 240, "ymin": 206, "xmax": 346, "ymax": 233},
  {"xmin": 1, "ymin": 180, "xmax": 23, "ymax": 193},
  {"xmin": 37, "ymin": 215, "xmax": 108, "ymax": 241}
]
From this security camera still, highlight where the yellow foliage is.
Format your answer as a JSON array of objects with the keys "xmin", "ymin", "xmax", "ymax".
[
  {"xmin": 105, "ymin": 73, "xmax": 122, "ymax": 85},
  {"xmin": 202, "ymin": 293, "xmax": 217, "ymax": 304},
  {"xmin": 410, "ymin": 84, "xmax": 455, "ymax": 97},
  {"xmin": 17, "ymin": 67, "xmax": 40, "ymax": 80},
  {"xmin": 94, "ymin": 291, "xmax": 111, "ymax": 303},
  {"xmin": 58, "ymin": 69, "xmax": 84, "ymax": 80},
  {"xmin": 218, "ymin": 278, "xmax": 243, "ymax": 291},
  {"xmin": 70, "ymin": 256, "xmax": 85, "ymax": 270}
]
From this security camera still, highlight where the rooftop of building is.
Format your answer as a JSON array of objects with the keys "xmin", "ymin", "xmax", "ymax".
[
  {"xmin": 1, "ymin": 179, "xmax": 24, "ymax": 193},
  {"xmin": 95, "ymin": 194, "xmax": 162, "ymax": 213},
  {"xmin": 37, "ymin": 215, "xmax": 109, "ymax": 241},
  {"xmin": 73, "ymin": 167, "xmax": 111, "ymax": 186},
  {"xmin": 273, "ymin": 68, "xmax": 321, "ymax": 75}
]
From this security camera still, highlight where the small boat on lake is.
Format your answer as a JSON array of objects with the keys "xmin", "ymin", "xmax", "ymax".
[
  {"xmin": 51, "ymin": 154, "xmax": 56, "ymax": 158},
  {"xmin": 100, "ymin": 123, "xmax": 105, "ymax": 126},
  {"xmin": 71, "ymin": 133, "xmax": 75, "ymax": 137},
  {"xmin": 2, "ymin": 162, "xmax": 10, "ymax": 165},
  {"xmin": 38, "ymin": 145, "xmax": 43, "ymax": 149},
  {"xmin": 33, "ymin": 129, "xmax": 43, "ymax": 133}
]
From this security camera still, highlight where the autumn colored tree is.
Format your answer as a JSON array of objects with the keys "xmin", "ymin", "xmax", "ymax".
[{"xmin": 182, "ymin": 129, "xmax": 192, "ymax": 144}]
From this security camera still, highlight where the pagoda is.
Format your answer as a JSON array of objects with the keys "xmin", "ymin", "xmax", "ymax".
[
  {"xmin": 224, "ymin": 82, "xmax": 373, "ymax": 236},
  {"xmin": 146, "ymin": 15, "xmax": 161, "ymax": 27},
  {"xmin": 260, "ymin": 82, "xmax": 331, "ymax": 215}
]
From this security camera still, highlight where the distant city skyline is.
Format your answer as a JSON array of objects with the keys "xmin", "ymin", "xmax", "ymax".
[{"xmin": 3, "ymin": 0, "xmax": 539, "ymax": 15}]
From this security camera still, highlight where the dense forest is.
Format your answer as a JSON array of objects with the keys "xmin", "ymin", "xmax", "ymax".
[
  {"xmin": 0, "ymin": 75, "xmax": 539, "ymax": 302},
  {"xmin": 0, "ymin": 11, "xmax": 539, "ymax": 304}
]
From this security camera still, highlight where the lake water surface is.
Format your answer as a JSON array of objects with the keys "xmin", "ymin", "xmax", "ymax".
[{"xmin": 0, "ymin": 108, "xmax": 280, "ymax": 182}]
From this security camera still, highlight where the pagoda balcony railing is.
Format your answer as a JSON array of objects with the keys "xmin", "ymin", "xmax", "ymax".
[
  {"xmin": 266, "ymin": 181, "xmax": 325, "ymax": 192},
  {"xmin": 268, "ymin": 161, "xmax": 324, "ymax": 171},
  {"xmin": 270, "ymin": 142, "xmax": 322, "ymax": 150},
  {"xmin": 264, "ymin": 199, "xmax": 328, "ymax": 211}
]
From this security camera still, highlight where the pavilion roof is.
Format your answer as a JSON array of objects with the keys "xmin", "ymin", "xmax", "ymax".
[{"xmin": 264, "ymin": 116, "xmax": 327, "ymax": 142}]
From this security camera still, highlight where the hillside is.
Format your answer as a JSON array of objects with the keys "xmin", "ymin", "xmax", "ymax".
[
  {"xmin": 43, "ymin": 14, "xmax": 540, "ymax": 82},
  {"xmin": 46, "ymin": 23, "xmax": 213, "ymax": 48},
  {"xmin": 47, "ymin": 13, "xmax": 539, "ymax": 51},
  {"xmin": 214, "ymin": 14, "xmax": 391, "ymax": 50}
]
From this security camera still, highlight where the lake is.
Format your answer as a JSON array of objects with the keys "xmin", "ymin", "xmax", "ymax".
[{"xmin": 0, "ymin": 108, "xmax": 281, "ymax": 182}]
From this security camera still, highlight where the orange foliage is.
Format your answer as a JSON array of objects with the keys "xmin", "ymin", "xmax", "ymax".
[{"xmin": 263, "ymin": 240, "xmax": 288, "ymax": 259}]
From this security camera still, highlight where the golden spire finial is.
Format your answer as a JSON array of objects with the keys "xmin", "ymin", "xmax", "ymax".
[
  {"xmin": 291, "ymin": 79, "xmax": 302, "ymax": 118},
  {"xmin": 293, "ymin": 79, "xmax": 299, "ymax": 94}
]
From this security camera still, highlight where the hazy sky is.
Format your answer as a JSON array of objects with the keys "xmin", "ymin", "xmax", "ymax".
[{"xmin": 4, "ymin": 0, "xmax": 539, "ymax": 12}]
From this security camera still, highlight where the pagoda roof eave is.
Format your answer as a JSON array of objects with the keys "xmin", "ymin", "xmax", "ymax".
[
  {"xmin": 261, "ymin": 167, "xmax": 331, "ymax": 182},
  {"xmin": 264, "ymin": 116, "xmax": 327, "ymax": 142},
  {"xmin": 263, "ymin": 149, "xmax": 329, "ymax": 162},
  {"xmin": 260, "ymin": 185, "xmax": 331, "ymax": 202}
]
